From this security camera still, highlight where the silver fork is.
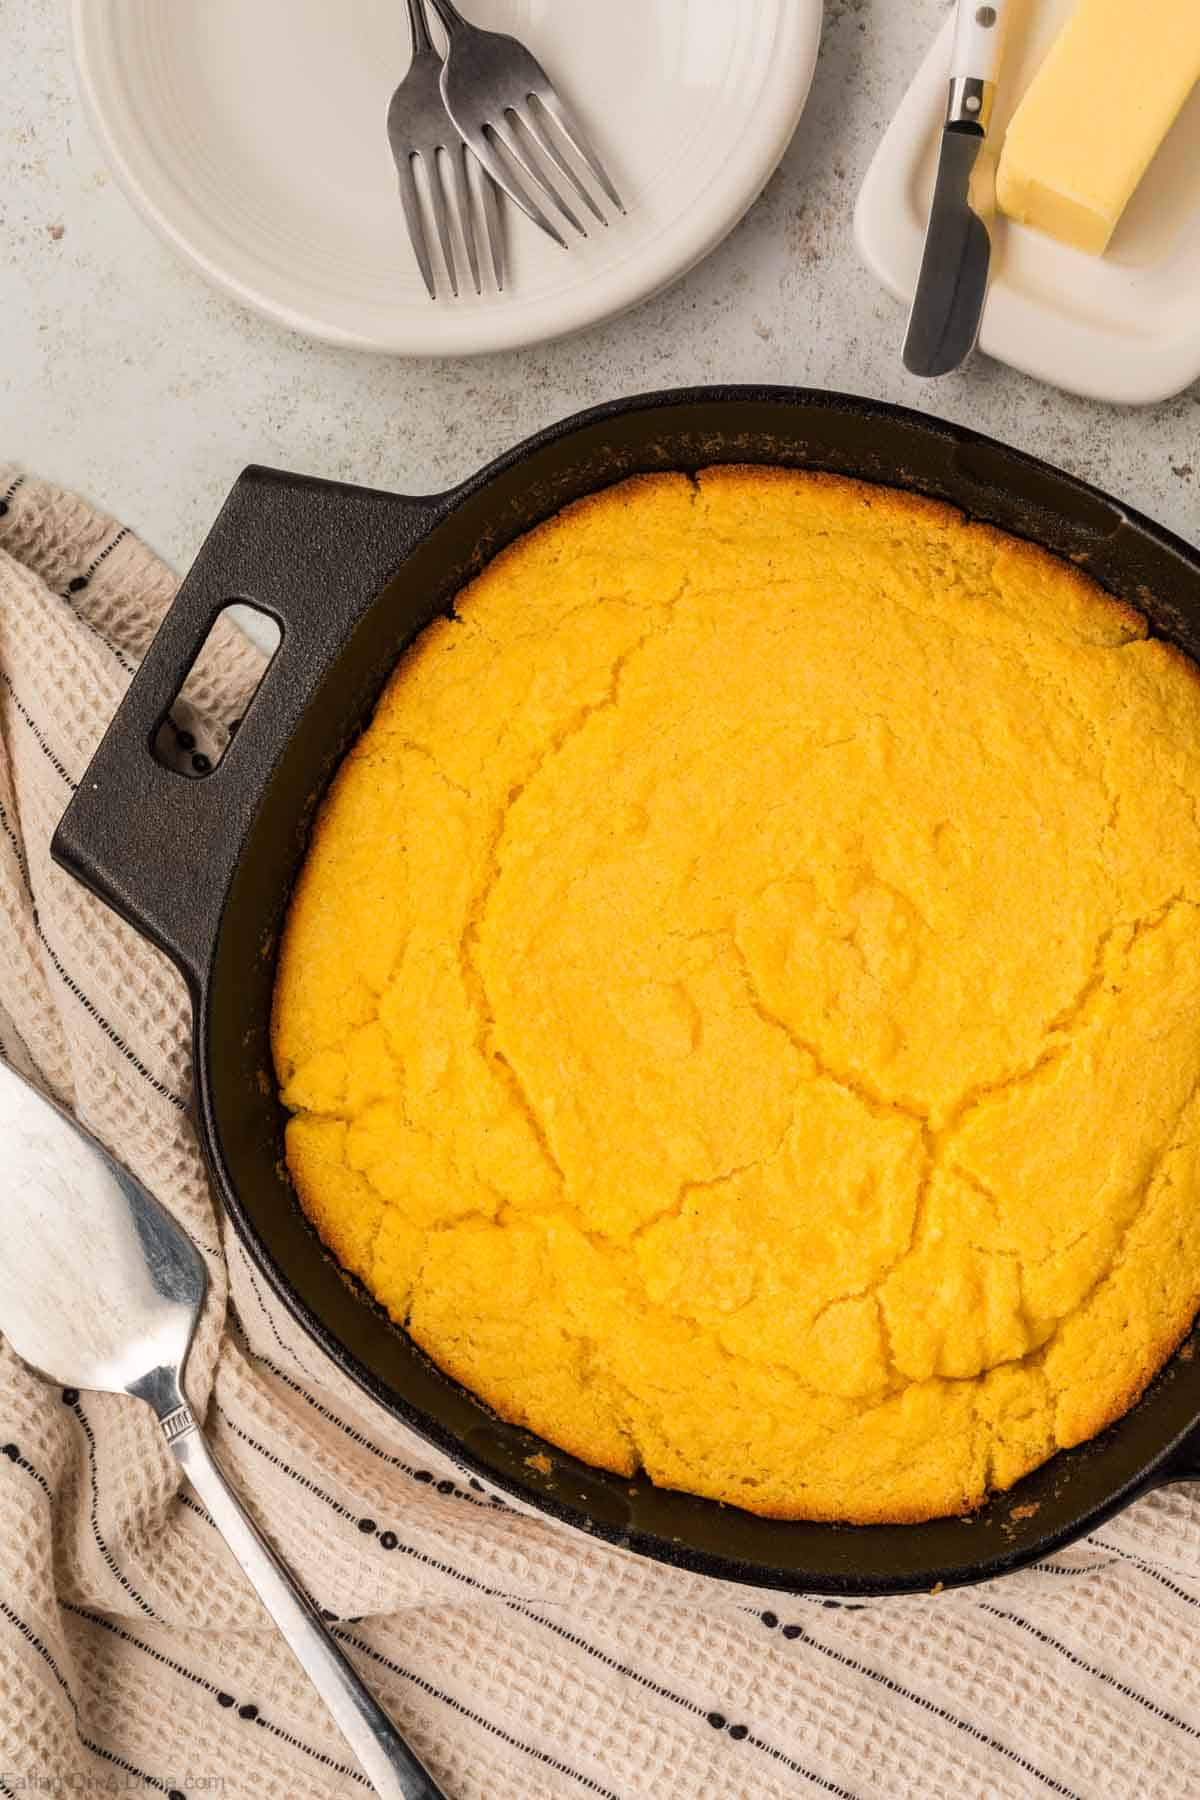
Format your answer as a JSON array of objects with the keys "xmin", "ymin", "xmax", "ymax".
[
  {"xmin": 425, "ymin": 0, "xmax": 624, "ymax": 249},
  {"xmin": 387, "ymin": 0, "xmax": 503, "ymax": 298}
]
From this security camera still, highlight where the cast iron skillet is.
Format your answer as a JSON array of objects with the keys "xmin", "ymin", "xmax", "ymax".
[{"xmin": 52, "ymin": 387, "xmax": 1200, "ymax": 1595}]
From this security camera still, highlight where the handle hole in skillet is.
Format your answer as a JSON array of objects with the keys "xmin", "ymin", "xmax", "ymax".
[{"xmin": 151, "ymin": 602, "xmax": 282, "ymax": 778}]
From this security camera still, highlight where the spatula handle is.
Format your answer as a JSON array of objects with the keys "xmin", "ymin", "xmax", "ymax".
[
  {"xmin": 948, "ymin": 0, "xmax": 1010, "ymax": 129},
  {"xmin": 169, "ymin": 1415, "xmax": 447, "ymax": 1800},
  {"xmin": 951, "ymin": 0, "xmax": 1008, "ymax": 86}
]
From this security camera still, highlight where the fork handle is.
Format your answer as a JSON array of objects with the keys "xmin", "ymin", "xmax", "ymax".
[
  {"xmin": 404, "ymin": 0, "xmax": 434, "ymax": 53},
  {"xmin": 170, "ymin": 1414, "xmax": 447, "ymax": 1799},
  {"xmin": 424, "ymin": 0, "xmax": 467, "ymax": 35}
]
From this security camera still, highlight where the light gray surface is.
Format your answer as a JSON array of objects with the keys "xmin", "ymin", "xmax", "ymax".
[{"xmin": 2, "ymin": 0, "xmax": 1196, "ymax": 572}]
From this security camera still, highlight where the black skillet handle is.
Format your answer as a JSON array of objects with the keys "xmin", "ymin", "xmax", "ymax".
[{"xmin": 52, "ymin": 466, "xmax": 443, "ymax": 998}]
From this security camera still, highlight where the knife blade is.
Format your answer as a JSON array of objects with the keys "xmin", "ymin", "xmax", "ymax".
[{"xmin": 903, "ymin": 0, "xmax": 1010, "ymax": 378}]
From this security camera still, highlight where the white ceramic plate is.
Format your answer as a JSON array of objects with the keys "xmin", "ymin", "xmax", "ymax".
[
  {"xmin": 71, "ymin": 0, "xmax": 822, "ymax": 357},
  {"xmin": 854, "ymin": 6, "xmax": 1200, "ymax": 405}
]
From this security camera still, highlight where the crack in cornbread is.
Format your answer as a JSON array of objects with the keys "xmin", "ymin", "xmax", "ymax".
[{"xmin": 272, "ymin": 467, "xmax": 1200, "ymax": 1523}]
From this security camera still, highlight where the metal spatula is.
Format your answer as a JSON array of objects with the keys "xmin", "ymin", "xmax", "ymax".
[
  {"xmin": 0, "ymin": 1058, "xmax": 447, "ymax": 1800},
  {"xmin": 902, "ymin": 0, "xmax": 1010, "ymax": 376}
]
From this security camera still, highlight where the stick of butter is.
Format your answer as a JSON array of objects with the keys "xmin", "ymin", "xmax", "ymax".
[{"xmin": 996, "ymin": 0, "xmax": 1200, "ymax": 255}]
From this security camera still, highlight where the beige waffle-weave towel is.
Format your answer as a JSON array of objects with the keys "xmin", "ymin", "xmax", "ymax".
[{"xmin": 2, "ymin": 466, "xmax": 1200, "ymax": 1800}]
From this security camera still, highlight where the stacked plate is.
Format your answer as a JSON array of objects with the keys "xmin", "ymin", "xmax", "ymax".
[{"xmin": 72, "ymin": 0, "xmax": 823, "ymax": 356}]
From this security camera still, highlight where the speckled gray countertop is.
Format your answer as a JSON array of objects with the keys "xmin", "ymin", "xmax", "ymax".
[{"xmin": 2, "ymin": 0, "xmax": 1196, "ymax": 570}]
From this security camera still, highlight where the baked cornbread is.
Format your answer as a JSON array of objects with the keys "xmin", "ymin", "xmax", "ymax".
[{"xmin": 272, "ymin": 467, "xmax": 1200, "ymax": 1524}]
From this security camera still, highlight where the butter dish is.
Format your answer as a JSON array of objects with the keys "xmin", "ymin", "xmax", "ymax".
[{"xmin": 855, "ymin": 3, "xmax": 1200, "ymax": 404}]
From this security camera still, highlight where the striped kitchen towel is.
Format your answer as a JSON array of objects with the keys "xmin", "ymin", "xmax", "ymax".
[{"xmin": 1, "ymin": 465, "xmax": 1200, "ymax": 1800}]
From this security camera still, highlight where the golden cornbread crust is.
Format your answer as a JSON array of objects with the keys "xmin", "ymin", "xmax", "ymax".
[{"xmin": 272, "ymin": 467, "xmax": 1200, "ymax": 1524}]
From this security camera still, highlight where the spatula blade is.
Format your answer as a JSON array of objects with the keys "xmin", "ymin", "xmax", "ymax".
[{"xmin": 0, "ymin": 1061, "xmax": 206, "ymax": 1402}]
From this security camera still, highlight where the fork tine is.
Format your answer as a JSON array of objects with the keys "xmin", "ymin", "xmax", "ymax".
[
  {"xmin": 532, "ymin": 86, "xmax": 624, "ymax": 214},
  {"xmin": 517, "ymin": 99, "xmax": 605, "ymax": 226},
  {"xmin": 397, "ymin": 153, "xmax": 437, "ymax": 299},
  {"xmin": 492, "ymin": 110, "xmax": 586, "ymax": 236},
  {"xmin": 427, "ymin": 148, "xmax": 460, "ymax": 298},
  {"xmin": 449, "ymin": 141, "xmax": 481, "ymax": 295},
  {"xmin": 477, "ymin": 160, "xmax": 505, "ymax": 290},
  {"xmin": 468, "ymin": 124, "xmax": 568, "ymax": 248}
]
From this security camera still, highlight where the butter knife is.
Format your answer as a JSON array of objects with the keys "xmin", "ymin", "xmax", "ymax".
[{"xmin": 903, "ymin": 0, "xmax": 1010, "ymax": 377}]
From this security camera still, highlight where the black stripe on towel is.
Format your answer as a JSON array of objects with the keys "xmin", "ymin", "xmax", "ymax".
[
  {"xmin": 60, "ymin": 524, "xmax": 130, "ymax": 596},
  {"xmin": 0, "ymin": 793, "xmax": 186, "ymax": 1110},
  {"xmin": 341, "ymin": 1628, "xmax": 620, "ymax": 1800},
  {"xmin": 59, "ymin": 528, "xmax": 137, "ymax": 675},
  {"xmin": 796, "ymin": 1626, "xmax": 1083, "ymax": 1800},
  {"xmin": 177, "ymin": 1490, "xmax": 216, "ymax": 1528},
  {"xmin": 65, "ymin": 1604, "xmax": 368, "ymax": 1786},
  {"xmin": 981, "ymin": 1599, "xmax": 1200, "ymax": 1742},
  {"xmin": 0, "ymin": 1597, "xmax": 77, "ymax": 1714},
  {"xmin": 69, "ymin": 1397, "xmax": 159, "ymax": 1620},
  {"xmin": 0, "ymin": 669, "xmax": 78, "ymax": 788},
  {"xmin": 0, "ymin": 793, "xmax": 30, "ymax": 884},
  {"xmin": 233, "ymin": 1320, "xmax": 490, "ymax": 1509},
  {"xmin": 78, "ymin": 1735, "xmax": 177, "ymax": 1795},
  {"xmin": 1, "ymin": 1439, "xmax": 54, "ymax": 1502},
  {"xmin": 213, "ymin": 1406, "xmax": 360, "ymax": 1523},
  {"xmin": 239, "ymin": 1260, "xmax": 324, "ymax": 1380},
  {"xmin": 1031, "ymin": 1557, "xmax": 1121, "ymax": 1579},
  {"xmin": 36, "ymin": 923, "xmax": 189, "ymax": 1111},
  {"xmin": 509, "ymin": 1603, "xmax": 860, "ymax": 1799},
  {"xmin": 220, "ymin": 1406, "xmax": 863, "ymax": 1796},
  {"xmin": 1092, "ymin": 1538, "xmax": 1200, "ymax": 1611}
]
